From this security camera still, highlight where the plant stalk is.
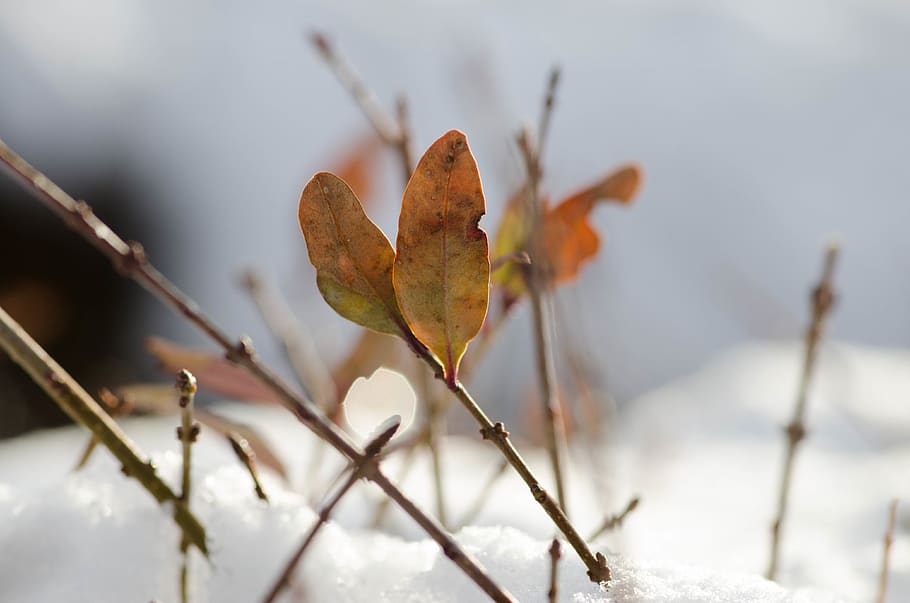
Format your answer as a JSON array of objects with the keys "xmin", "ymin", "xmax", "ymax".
[
  {"xmin": 767, "ymin": 243, "xmax": 839, "ymax": 580},
  {"xmin": 0, "ymin": 305, "xmax": 208, "ymax": 555},
  {"xmin": 0, "ymin": 136, "xmax": 515, "ymax": 603}
]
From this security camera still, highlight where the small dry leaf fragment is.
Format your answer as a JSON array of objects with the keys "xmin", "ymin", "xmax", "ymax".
[
  {"xmin": 298, "ymin": 172, "xmax": 407, "ymax": 337},
  {"xmin": 145, "ymin": 337, "xmax": 281, "ymax": 404},
  {"xmin": 393, "ymin": 130, "xmax": 490, "ymax": 384}
]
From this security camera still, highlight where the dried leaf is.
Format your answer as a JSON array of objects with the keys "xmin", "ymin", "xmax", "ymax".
[
  {"xmin": 298, "ymin": 172, "xmax": 407, "ymax": 337},
  {"xmin": 491, "ymin": 164, "xmax": 642, "ymax": 306},
  {"xmin": 196, "ymin": 409, "xmax": 288, "ymax": 480},
  {"xmin": 541, "ymin": 164, "xmax": 642, "ymax": 284},
  {"xmin": 145, "ymin": 337, "xmax": 281, "ymax": 403},
  {"xmin": 491, "ymin": 186, "xmax": 536, "ymax": 309},
  {"xmin": 331, "ymin": 133, "xmax": 384, "ymax": 205},
  {"xmin": 393, "ymin": 130, "xmax": 490, "ymax": 383},
  {"xmin": 549, "ymin": 163, "xmax": 641, "ymax": 220}
]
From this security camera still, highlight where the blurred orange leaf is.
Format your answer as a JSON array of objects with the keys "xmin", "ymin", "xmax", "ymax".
[
  {"xmin": 490, "ymin": 187, "xmax": 533, "ymax": 308},
  {"xmin": 331, "ymin": 133, "xmax": 384, "ymax": 205},
  {"xmin": 491, "ymin": 163, "xmax": 642, "ymax": 306},
  {"xmin": 393, "ymin": 130, "xmax": 490, "ymax": 384},
  {"xmin": 541, "ymin": 164, "xmax": 641, "ymax": 284},
  {"xmin": 145, "ymin": 337, "xmax": 281, "ymax": 403},
  {"xmin": 298, "ymin": 172, "xmax": 407, "ymax": 337}
]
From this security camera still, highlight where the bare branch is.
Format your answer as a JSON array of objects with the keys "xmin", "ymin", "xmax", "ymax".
[
  {"xmin": 875, "ymin": 499, "xmax": 899, "ymax": 603},
  {"xmin": 767, "ymin": 242, "xmax": 840, "ymax": 580},
  {"xmin": 516, "ymin": 127, "xmax": 570, "ymax": 515},
  {"xmin": 0, "ymin": 136, "xmax": 516, "ymax": 603},
  {"xmin": 262, "ymin": 417, "xmax": 401, "ymax": 603},
  {"xmin": 0, "ymin": 305, "xmax": 208, "ymax": 555},
  {"xmin": 588, "ymin": 496, "xmax": 641, "ymax": 541},
  {"xmin": 226, "ymin": 432, "xmax": 270, "ymax": 502},
  {"xmin": 310, "ymin": 32, "xmax": 414, "ymax": 186},
  {"xmin": 547, "ymin": 539, "xmax": 562, "ymax": 603},
  {"xmin": 176, "ymin": 369, "xmax": 200, "ymax": 603},
  {"xmin": 239, "ymin": 268, "xmax": 335, "ymax": 411}
]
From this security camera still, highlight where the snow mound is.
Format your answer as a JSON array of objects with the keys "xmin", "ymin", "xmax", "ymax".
[
  {"xmin": 0, "ymin": 388, "xmax": 852, "ymax": 602},
  {"xmin": 0, "ymin": 450, "xmax": 846, "ymax": 603},
  {"xmin": 615, "ymin": 341, "xmax": 910, "ymax": 602}
]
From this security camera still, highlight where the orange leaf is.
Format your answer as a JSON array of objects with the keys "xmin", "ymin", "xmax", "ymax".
[
  {"xmin": 145, "ymin": 337, "xmax": 281, "ymax": 403},
  {"xmin": 331, "ymin": 133, "xmax": 384, "ymax": 205},
  {"xmin": 541, "ymin": 164, "xmax": 642, "ymax": 284},
  {"xmin": 552, "ymin": 163, "xmax": 641, "ymax": 219},
  {"xmin": 393, "ymin": 130, "xmax": 490, "ymax": 384},
  {"xmin": 298, "ymin": 173, "xmax": 408, "ymax": 337}
]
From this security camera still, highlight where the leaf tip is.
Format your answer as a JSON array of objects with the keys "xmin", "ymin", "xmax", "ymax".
[{"xmin": 604, "ymin": 163, "xmax": 643, "ymax": 204}]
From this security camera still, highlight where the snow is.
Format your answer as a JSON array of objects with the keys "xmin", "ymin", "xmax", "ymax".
[{"xmin": 1, "ymin": 340, "xmax": 906, "ymax": 601}]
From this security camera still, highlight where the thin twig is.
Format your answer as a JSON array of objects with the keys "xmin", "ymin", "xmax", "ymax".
[
  {"xmin": 767, "ymin": 242, "xmax": 840, "ymax": 580},
  {"xmin": 537, "ymin": 66, "xmax": 561, "ymax": 165},
  {"xmin": 588, "ymin": 496, "xmax": 641, "ymax": 541},
  {"xmin": 177, "ymin": 369, "xmax": 199, "ymax": 504},
  {"xmin": 227, "ymin": 432, "xmax": 270, "ymax": 502},
  {"xmin": 307, "ymin": 49, "xmax": 607, "ymax": 580},
  {"xmin": 0, "ymin": 138, "xmax": 516, "ymax": 603},
  {"xmin": 0, "ymin": 140, "xmax": 517, "ymax": 601},
  {"xmin": 441, "ymin": 369, "xmax": 608, "ymax": 582},
  {"xmin": 419, "ymin": 365, "xmax": 448, "ymax": 527},
  {"xmin": 395, "ymin": 95, "xmax": 416, "ymax": 187},
  {"xmin": 875, "ymin": 499, "xmax": 899, "ymax": 603},
  {"xmin": 239, "ymin": 269, "xmax": 335, "ymax": 411},
  {"xmin": 176, "ymin": 369, "xmax": 199, "ymax": 603},
  {"xmin": 547, "ymin": 539, "xmax": 562, "ymax": 603},
  {"xmin": 517, "ymin": 127, "xmax": 569, "ymax": 515},
  {"xmin": 390, "ymin": 283, "xmax": 609, "ymax": 580},
  {"xmin": 310, "ymin": 32, "xmax": 414, "ymax": 186},
  {"xmin": 262, "ymin": 417, "xmax": 401, "ymax": 603},
  {"xmin": 74, "ymin": 388, "xmax": 134, "ymax": 470},
  {"xmin": 457, "ymin": 458, "xmax": 509, "ymax": 529},
  {"xmin": 0, "ymin": 305, "xmax": 208, "ymax": 555}
]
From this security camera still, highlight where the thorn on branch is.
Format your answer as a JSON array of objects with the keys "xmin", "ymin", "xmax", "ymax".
[
  {"xmin": 588, "ymin": 496, "xmax": 641, "ymax": 541},
  {"xmin": 480, "ymin": 422, "xmax": 510, "ymax": 440},
  {"xmin": 227, "ymin": 336, "xmax": 257, "ymax": 364},
  {"xmin": 227, "ymin": 432, "xmax": 270, "ymax": 502}
]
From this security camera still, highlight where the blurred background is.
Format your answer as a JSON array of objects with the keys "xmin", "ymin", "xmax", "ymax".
[{"xmin": 2, "ymin": 0, "xmax": 909, "ymax": 438}]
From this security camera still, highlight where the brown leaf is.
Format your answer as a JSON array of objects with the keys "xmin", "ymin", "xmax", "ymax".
[
  {"xmin": 298, "ymin": 172, "xmax": 408, "ymax": 337},
  {"xmin": 540, "ymin": 164, "xmax": 642, "ymax": 284},
  {"xmin": 145, "ymin": 337, "xmax": 281, "ymax": 403},
  {"xmin": 393, "ymin": 130, "xmax": 490, "ymax": 384},
  {"xmin": 196, "ymin": 409, "xmax": 288, "ymax": 480}
]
